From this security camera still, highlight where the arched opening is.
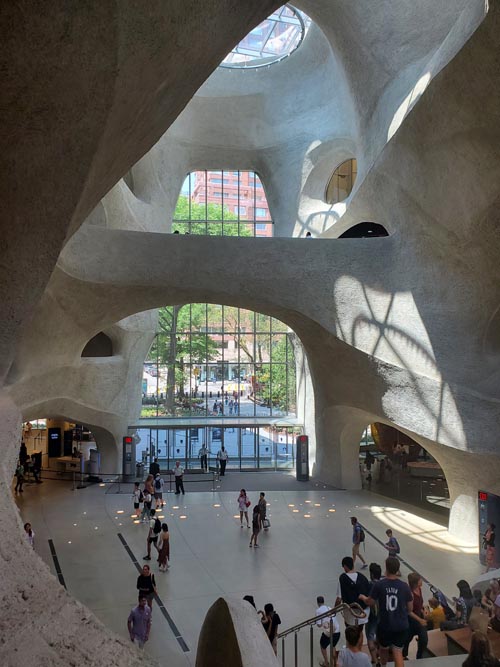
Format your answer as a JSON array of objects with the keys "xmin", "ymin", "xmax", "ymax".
[
  {"xmin": 81, "ymin": 332, "xmax": 113, "ymax": 357},
  {"xmin": 359, "ymin": 423, "xmax": 450, "ymax": 519},
  {"xmin": 173, "ymin": 170, "xmax": 273, "ymax": 237},
  {"xmin": 132, "ymin": 303, "xmax": 304, "ymax": 472},
  {"xmin": 338, "ymin": 222, "xmax": 389, "ymax": 238}
]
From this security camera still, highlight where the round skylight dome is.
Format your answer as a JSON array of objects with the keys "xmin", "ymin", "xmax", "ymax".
[{"xmin": 220, "ymin": 5, "xmax": 311, "ymax": 69}]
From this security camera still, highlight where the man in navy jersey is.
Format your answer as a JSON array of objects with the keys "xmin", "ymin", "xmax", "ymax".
[{"xmin": 359, "ymin": 557, "xmax": 413, "ymax": 667}]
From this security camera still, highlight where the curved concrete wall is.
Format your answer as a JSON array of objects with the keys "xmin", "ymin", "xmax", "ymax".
[{"xmin": 1, "ymin": 0, "xmax": 499, "ymax": 662}]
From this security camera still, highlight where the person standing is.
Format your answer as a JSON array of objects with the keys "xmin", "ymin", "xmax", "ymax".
[
  {"xmin": 335, "ymin": 556, "xmax": 371, "ymax": 631},
  {"xmin": 258, "ymin": 492, "xmax": 267, "ymax": 529},
  {"xmin": 351, "ymin": 517, "xmax": 367, "ymax": 568},
  {"xmin": 157, "ymin": 523, "xmax": 170, "ymax": 572},
  {"xmin": 484, "ymin": 523, "xmax": 496, "ymax": 573},
  {"xmin": 337, "ymin": 625, "xmax": 371, "ymax": 667},
  {"xmin": 136, "ymin": 564, "xmax": 157, "ymax": 612},
  {"xmin": 14, "ymin": 461, "xmax": 24, "ymax": 494},
  {"xmin": 173, "ymin": 461, "xmax": 185, "ymax": 494},
  {"xmin": 238, "ymin": 489, "xmax": 251, "ymax": 528},
  {"xmin": 217, "ymin": 445, "xmax": 228, "ymax": 476},
  {"xmin": 153, "ymin": 472, "xmax": 164, "ymax": 509},
  {"xmin": 198, "ymin": 444, "xmax": 209, "ymax": 472},
  {"xmin": 260, "ymin": 603, "xmax": 281, "ymax": 656},
  {"xmin": 316, "ymin": 595, "xmax": 341, "ymax": 667},
  {"xmin": 132, "ymin": 482, "xmax": 142, "ymax": 518},
  {"xmin": 403, "ymin": 572, "xmax": 428, "ymax": 660},
  {"xmin": 359, "ymin": 556, "xmax": 413, "ymax": 667},
  {"xmin": 250, "ymin": 505, "xmax": 261, "ymax": 548},
  {"xmin": 127, "ymin": 596, "xmax": 151, "ymax": 649},
  {"xmin": 149, "ymin": 457, "xmax": 160, "ymax": 477},
  {"xmin": 24, "ymin": 522, "xmax": 35, "ymax": 548}
]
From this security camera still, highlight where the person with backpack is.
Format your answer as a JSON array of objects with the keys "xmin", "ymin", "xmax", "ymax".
[
  {"xmin": 132, "ymin": 482, "xmax": 143, "ymax": 518},
  {"xmin": 335, "ymin": 556, "xmax": 371, "ymax": 631},
  {"xmin": 144, "ymin": 509, "xmax": 162, "ymax": 560},
  {"xmin": 384, "ymin": 529, "xmax": 401, "ymax": 558},
  {"xmin": 153, "ymin": 472, "xmax": 164, "ymax": 509},
  {"xmin": 351, "ymin": 517, "xmax": 367, "ymax": 568}
]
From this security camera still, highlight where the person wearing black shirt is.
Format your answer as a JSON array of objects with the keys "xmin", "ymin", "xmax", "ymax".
[
  {"xmin": 136, "ymin": 564, "xmax": 157, "ymax": 612},
  {"xmin": 149, "ymin": 457, "xmax": 160, "ymax": 477},
  {"xmin": 260, "ymin": 603, "xmax": 281, "ymax": 655}
]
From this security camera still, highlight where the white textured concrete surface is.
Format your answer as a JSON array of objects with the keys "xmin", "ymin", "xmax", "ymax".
[{"xmin": 1, "ymin": 0, "xmax": 499, "ymax": 663}]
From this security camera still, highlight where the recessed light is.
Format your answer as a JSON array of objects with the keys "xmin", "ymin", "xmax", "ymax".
[
  {"xmin": 179, "ymin": 515, "xmax": 187, "ymax": 519},
  {"xmin": 304, "ymin": 514, "xmax": 311, "ymax": 518}
]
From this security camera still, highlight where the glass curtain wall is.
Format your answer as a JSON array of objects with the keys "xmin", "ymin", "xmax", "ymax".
[
  {"xmin": 131, "ymin": 425, "xmax": 302, "ymax": 471},
  {"xmin": 142, "ymin": 305, "xmax": 297, "ymax": 419}
]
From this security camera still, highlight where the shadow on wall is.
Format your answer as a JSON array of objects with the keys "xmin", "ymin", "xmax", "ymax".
[{"xmin": 332, "ymin": 278, "xmax": 466, "ymax": 452}]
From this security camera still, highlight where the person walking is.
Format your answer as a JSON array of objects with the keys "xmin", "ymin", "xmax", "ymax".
[
  {"xmin": 384, "ymin": 529, "xmax": 401, "ymax": 558},
  {"xmin": 127, "ymin": 596, "xmax": 151, "ymax": 649},
  {"xmin": 350, "ymin": 517, "xmax": 367, "ymax": 568},
  {"xmin": 238, "ymin": 489, "xmax": 251, "ymax": 528},
  {"xmin": 153, "ymin": 472, "xmax": 164, "ymax": 509},
  {"xmin": 217, "ymin": 445, "xmax": 228, "ymax": 476},
  {"xmin": 359, "ymin": 556, "xmax": 413, "ymax": 667},
  {"xmin": 335, "ymin": 556, "xmax": 371, "ymax": 631},
  {"xmin": 249, "ymin": 505, "xmax": 261, "ymax": 548},
  {"xmin": 144, "ymin": 474, "xmax": 155, "ymax": 496},
  {"xmin": 14, "ymin": 461, "xmax": 24, "ymax": 494},
  {"xmin": 141, "ymin": 488, "xmax": 152, "ymax": 522},
  {"xmin": 24, "ymin": 522, "xmax": 35, "ymax": 548},
  {"xmin": 316, "ymin": 595, "xmax": 341, "ymax": 667},
  {"xmin": 157, "ymin": 523, "xmax": 170, "ymax": 571},
  {"xmin": 144, "ymin": 509, "xmax": 161, "ymax": 561},
  {"xmin": 260, "ymin": 603, "xmax": 281, "ymax": 656},
  {"xmin": 403, "ymin": 572, "xmax": 428, "ymax": 660},
  {"xmin": 173, "ymin": 461, "xmax": 185, "ymax": 494},
  {"xmin": 136, "ymin": 564, "xmax": 157, "ymax": 612},
  {"xmin": 198, "ymin": 444, "xmax": 209, "ymax": 472},
  {"xmin": 132, "ymin": 482, "xmax": 142, "ymax": 518},
  {"xmin": 337, "ymin": 625, "xmax": 371, "ymax": 667}
]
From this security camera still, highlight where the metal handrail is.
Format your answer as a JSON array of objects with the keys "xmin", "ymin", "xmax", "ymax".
[
  {"xmin": 277, "ymin": 602, "xmax": 366, "ymax": 640},
  {"xmin": 276, "ymin": 602, "xmax": 366, "ymax": 667}
]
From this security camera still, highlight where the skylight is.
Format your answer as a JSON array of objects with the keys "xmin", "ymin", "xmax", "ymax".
[{"xmin": 220, "ymin": 5, "xmax": 311, "ymax": 69}]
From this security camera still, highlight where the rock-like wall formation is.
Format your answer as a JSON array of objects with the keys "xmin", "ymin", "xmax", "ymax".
[{"xmin": 1, "ymin": 0, "xmax": 500, "ymax": 662}]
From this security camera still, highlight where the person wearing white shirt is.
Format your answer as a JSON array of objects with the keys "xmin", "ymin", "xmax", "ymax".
[
  {"xmin": 198, "ymin": 444, "xmax": 208, "ymax": 472},
  {"xmin": 173, "ymin": 461, "xmax": 185, "ymax": 495},
  {"xmin": 217, "ymin": 445, "xmax": 229, "ymax": 476},
  {"xmin": 316, "ymin": 596, "xmax": 340, "ymax": 667}
]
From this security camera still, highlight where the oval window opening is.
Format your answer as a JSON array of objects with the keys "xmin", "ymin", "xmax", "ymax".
[{"xmin": 325, "ymin": 158, "xmax": 357, "ymax": 205}]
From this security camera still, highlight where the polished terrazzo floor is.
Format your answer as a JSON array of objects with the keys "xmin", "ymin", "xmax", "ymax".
[{"xmin": 15, "ymin": 473, "xmax": 481, "ymax": 666}]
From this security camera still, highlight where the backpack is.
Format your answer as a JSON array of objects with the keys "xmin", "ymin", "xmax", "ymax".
[
  {"xmin": 153, "ymin": 518, "xmax": 162, "ymax": 534},
  {"xmin": 155, "ymin": 477, "xmax": 161, "ymax": 490},
  {"xmin": 393, "ymin": 538, "xmax": 400, "ymax": 554},
  {"xmin": 359, "ymin": 526, "xmax": 365, "ymax": 543},
  {"xmin": 138, "ymin": 489, "xmax": 144, "ymax": 503}
]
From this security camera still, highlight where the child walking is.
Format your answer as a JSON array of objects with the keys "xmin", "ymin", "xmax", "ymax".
[{"xmin": 133, "ymin": 482, "xmax": 143, "ymax": 518}]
